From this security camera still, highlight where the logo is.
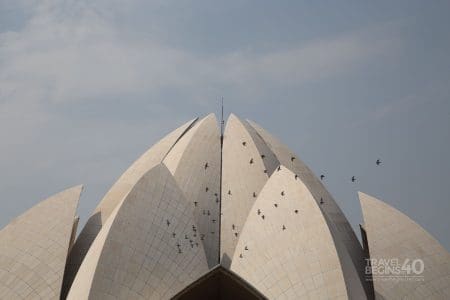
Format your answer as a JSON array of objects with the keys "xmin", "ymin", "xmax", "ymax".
[{"xmin": 365, "ymin": 258, "xmax": 424, "ymax": 282}]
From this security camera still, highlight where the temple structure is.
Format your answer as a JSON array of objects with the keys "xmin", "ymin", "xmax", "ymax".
[{"xmin": 1, "ymin": 113, "xmax": 449, "ymax": 299}]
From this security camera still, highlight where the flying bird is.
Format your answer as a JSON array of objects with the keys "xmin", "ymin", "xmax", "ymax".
[
  {"xmin": 351, "ymin": 176, "xmax": 356, "ymax": 183},
  {"xmin": 376, "ymin": 159, "xmax": 381, "ymax": 166}
]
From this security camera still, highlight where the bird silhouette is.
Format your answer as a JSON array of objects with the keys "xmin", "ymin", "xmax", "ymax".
[
  {"xmin": 320, "ymin": 174, "xmax": 325, "ymax": 180},
  {"xmin": 376, "ymin": 159, "xmax": 381, "ymax": 166},
  {"xmin": 351, "ymin": 176, "xmax": 356, "ymax": 183}
]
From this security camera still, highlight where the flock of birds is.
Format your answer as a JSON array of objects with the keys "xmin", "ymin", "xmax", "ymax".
[
  {"xmin": 320, "ymin": 158, "xmax": 382, "ymax": 183},
  {"xmin": 172, "ymin": 136, "xmax": 383, "ymax": 258}
]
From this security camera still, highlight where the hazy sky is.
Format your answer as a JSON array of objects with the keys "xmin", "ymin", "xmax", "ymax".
[{"xmin": 1, "ymin": 0, "xmax": 449, "ymax": 250}]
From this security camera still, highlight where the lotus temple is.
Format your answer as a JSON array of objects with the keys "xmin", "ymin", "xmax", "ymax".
[{"xmin": 1, "ymin": 113, "xmax": 449, "ymax": 299}]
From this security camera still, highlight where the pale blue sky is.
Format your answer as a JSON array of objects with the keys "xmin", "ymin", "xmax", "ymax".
[{"xmin": 1, "ymin": 0, "xmax": 449, "ymax": 250}]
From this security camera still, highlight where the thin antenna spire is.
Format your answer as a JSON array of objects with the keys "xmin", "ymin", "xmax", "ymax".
[{"xmin": 220, "ymin": 97, "xmax": 224, "ymax": 142}]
